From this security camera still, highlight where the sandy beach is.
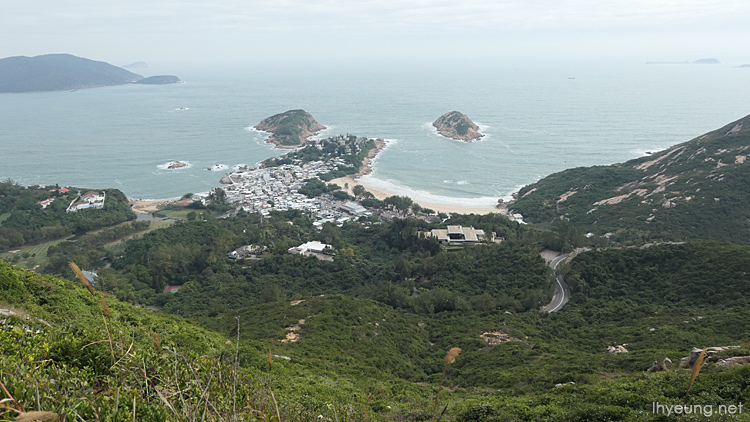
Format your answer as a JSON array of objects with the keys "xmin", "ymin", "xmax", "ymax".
[
  {"xmin": 130, "ymin": 197, "xmax": 180, "ymax": 214},
  {"xmin": 329, "ymin": 175, "xmax": 504, "ymax": 215}
]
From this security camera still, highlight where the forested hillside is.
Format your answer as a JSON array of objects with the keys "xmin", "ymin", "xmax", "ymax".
[
  {"xmin": 3, "ymin": 237, "xmax": 750, "ymax": 420},
  {"xmin": 0, "ymin": 181, "xmax": 135, "ymax": 251}
]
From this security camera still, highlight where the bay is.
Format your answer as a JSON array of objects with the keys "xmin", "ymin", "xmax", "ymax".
[{"xmin": 1, "ymin": 59, "xmax": 749, "ymax": 206}]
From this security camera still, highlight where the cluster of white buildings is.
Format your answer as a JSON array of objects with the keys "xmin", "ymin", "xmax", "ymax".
[
  {"xmin": 67, "ymin": 191, "xmax": 106, "ymax": 213},
  {"xmin": 217, "ymin": 156, "xmax": 372, "ymax": 227}
]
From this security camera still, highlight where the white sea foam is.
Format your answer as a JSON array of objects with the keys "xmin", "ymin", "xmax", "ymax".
[
  {"xmin": 456, "ymin": 180, "xmax": 470, "ymax": 185},
  {"xmin": 206, "ymin": 164, "xmax": 228, "ymax": 171},
  {"xmin": 360, "ymin": 175, "xmax": 499, "ymax": 209},
  {"xmin": 158, "ymin": 161, "xmax": 191, "ymax": 170},
  {"xmin": 631, "ymin": 145, "xmax": 671, "ymax": 157},
  {"xmin": 367, "ymin": 138, "xmax": 397, "ymax": 171},
  {"xmin": 310, "ymin": 125, "xmax": 335, "ymax": 141}
]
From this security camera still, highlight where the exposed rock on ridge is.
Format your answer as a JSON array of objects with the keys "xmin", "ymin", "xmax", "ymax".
[{"xmin": 433, "ymin": 111, "xmax": 484, "ymax": 142}]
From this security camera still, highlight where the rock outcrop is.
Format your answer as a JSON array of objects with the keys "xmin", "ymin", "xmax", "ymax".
[
  {"xmin": 432, "ymin": 111, "xmax": 484, "ymax": 142},
  {"xmin": 254, "ymin": 109, "xmax": 326, "ymax": 148}
]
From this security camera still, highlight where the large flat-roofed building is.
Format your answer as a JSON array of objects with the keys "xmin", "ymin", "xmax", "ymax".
[
  {"xmin": 288, "ymin": 241, "xmax": 335, "ymax": 261},
  {"xmin": 427, "ymin": 225, "xmax": 494, "ymax": 245}
]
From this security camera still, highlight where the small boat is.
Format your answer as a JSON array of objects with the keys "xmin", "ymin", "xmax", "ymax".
[{"xmin": 175, "ymin": 107, "xmax": 189, "ymax": 111}]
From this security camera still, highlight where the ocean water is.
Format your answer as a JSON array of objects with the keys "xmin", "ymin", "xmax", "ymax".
[{"xmin": 2, "ymin": 60, "xmax": 749, "ymax": 205}]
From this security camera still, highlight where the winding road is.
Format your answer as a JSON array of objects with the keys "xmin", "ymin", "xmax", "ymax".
[{"xmin": 540, "ymin": 252, "xmax": 571, "ymax": 313}]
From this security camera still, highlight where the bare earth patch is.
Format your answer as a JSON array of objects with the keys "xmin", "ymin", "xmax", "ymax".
[
  {"xmin": 557, "ymin": 189, "xmax": 577, "ymax": 203},
  {"xmin": 736, "ymin": 155, "xmax": 747, "ymax": 164},
  {"xmin": 725, "ymin": 123, "xmax": 743, "ymax": 135},
  {"xmin": 480, "ymin": 331, "xmax": 519, "ymax": 345},
  {"xmin": 635, "ymin": 146, "xmax": 684, "ymax": 170},
  {"xmin": 593, "ymin": 189, "xmax": 648, "ymax": 206},
  {"xmin": 521, "ymin": 188, "xmax": 537, "ymax": 198},
  {"xmin": 281, "ymin": 318, "xmax": 306, "ymax": 343}
]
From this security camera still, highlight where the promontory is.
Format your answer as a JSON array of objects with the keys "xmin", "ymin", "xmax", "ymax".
[
  {"xmin": 433, "ymin": 111, "xmax": 484, "ymax": 142},
  {"xmin": 254, "ymin": 109, "xmax": 326, "ymax": 148}
]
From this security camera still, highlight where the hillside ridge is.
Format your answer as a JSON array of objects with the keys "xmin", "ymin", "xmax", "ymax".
[
  {"xmin": 510, "ymin": 113, "xmax": 750, "ymax": 243},
  {"xmin": 0, "ymin": 53, "xmax": 143, "ymax": 93}
]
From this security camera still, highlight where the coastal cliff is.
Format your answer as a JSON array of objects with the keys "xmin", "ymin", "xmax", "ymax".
[
  {"xmin": 254, "ymin": 109, "xmax": 326, "ymax": 148},
  {"xmin": 432, "ymin": 111, "xmax": 483, "ymax": 141}
]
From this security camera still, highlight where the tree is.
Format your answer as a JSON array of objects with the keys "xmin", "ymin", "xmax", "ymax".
[
  {"xmin": 384, "ymin": 195, "xmax": 413, "ymax": 215},
  {"xmin": 208, "ymin": 188, "xmax": 227, "ymax": 204},
  {"xmin": 352, "ymin": 185, "xmax": 366, "ymax": 199}
]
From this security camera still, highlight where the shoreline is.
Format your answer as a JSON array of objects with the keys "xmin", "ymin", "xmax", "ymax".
[
  {"xmin": 355, "ymin": 138, "xmax": 387, "ymax": 177},
  {"xmin": 129, "ymin": 197, "xmax": 180, "ymax": 214},
  {"xmin": 330, "ymin": 136, "xmax": 506, "ymax": 215},
  {"xmin": 330, "ymin": 175, "xmax": 505, "ymax": 215}
]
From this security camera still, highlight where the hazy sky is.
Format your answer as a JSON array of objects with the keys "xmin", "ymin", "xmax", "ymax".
[{"xmin": 2, "ymin": 0, "xmax": 749, "ymax": 65}]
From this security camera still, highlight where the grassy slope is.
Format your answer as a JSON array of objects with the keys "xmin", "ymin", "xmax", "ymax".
[
  {"xmin": 0, "ymin": 237, "xmax": 72, "ymax": 269},
  {"xmin": 3, "ymin": 236, "xmax": 750, "ymax": 420}
]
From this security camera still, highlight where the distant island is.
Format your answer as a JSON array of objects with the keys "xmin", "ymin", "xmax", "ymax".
[
  {"xmin": 693, "ymin": 58, "xmax": 720, "ymax": 64},
  {"xmin": 0, "ymin": 54, "xmax": 182, "ymax": 93},
  {"xmin": 135, "ymin": 75, "xmax": 181, "ymax": 85},
  {"xmin": 645, "ymin": 58, "xmax": 721, "ymax": 65},
  {"xmin": 254, "ymin": 109, "xmax": 326, "ymax": 148},
  {"xmin": 645, "ymin": 61, "xmax": 690, "ymax": 65},
  {"xmin": 433, "ymin": 111, "xmax": 484, "ymax": 142}
]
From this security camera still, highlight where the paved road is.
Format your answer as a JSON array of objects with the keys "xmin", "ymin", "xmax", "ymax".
[{"xmin": 541, "ymin": 253, "xmax": 570, "ymax": 313}]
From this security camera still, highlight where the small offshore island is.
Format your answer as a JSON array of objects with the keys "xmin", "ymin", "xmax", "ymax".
[
  {"xmin": 254, "ymin": 109, "xmax": 326, "ymax": 148},
  {"xmin": 433, "ymin": 111, "xmax": 484, "ymax": 141}
]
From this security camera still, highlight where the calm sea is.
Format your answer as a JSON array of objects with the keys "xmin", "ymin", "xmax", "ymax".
[{"xmin": 2, "ymin": 59, "xmax": 749, "ymax": 207}]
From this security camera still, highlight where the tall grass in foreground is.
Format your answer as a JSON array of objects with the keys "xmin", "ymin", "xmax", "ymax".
[{"xmin": 432, "ymin": 347, "xmax": 461, "ymax": 422}]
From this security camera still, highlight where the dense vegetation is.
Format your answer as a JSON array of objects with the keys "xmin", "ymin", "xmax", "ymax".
[
  {"xmin": 0, "ymin": 181, "xmax": 136, "ymax": 250},
  {"xmin": 255, "ymin": 109, "xmax": 325, "ymax": 146},
  {"xmin": 4, "ymin": 237, "xmax": 750, "ymax": 420}
]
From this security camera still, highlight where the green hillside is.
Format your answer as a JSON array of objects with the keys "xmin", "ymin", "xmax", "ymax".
[
  {"xmin": 4, "ymin": 233, "xmax": 750, "ymax": 420},
  {"xmin": 510, "ymin": 113, "xmax": 750, "ymax": 244}
]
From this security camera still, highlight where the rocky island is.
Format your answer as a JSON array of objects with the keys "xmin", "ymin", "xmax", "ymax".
[
  {"xmin": 433, "ymin": 111, "xmax": 484, "ymax": 142},
  {"xmin": 254, "ymin": 109, "xmax": 326, "ymax": 148}
]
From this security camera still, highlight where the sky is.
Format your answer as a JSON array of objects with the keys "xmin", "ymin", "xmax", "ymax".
[{"xmin": 2, "ymin": 0, "xmax": 749, "ymax": 65}]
